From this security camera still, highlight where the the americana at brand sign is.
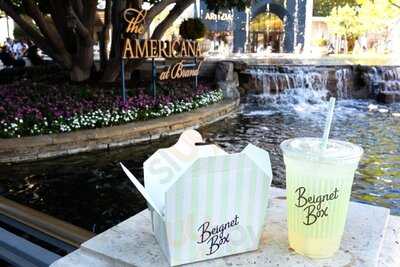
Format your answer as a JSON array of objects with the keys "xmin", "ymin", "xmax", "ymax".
[{"xmin": 122, "ymin": 8, "xmax": 203, "ymax": 80}]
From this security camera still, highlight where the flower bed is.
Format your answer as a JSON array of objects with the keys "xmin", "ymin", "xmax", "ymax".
[{"xmin": 0, "ymin": 82, "xmax": 223, "ymax": 138}]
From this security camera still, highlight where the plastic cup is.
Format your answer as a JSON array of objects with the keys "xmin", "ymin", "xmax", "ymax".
[{"xmin": 280, "ymin": 137, "xmax": 363, "ymax": 258}]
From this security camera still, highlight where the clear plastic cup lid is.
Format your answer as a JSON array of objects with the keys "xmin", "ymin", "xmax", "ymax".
[{"xmin": 280, "ymin": 137, "xmax": 363, "ymax": 163}]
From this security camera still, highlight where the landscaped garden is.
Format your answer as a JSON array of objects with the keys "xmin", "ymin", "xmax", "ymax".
[{"xmin": 0, "ymin": 74, "xmax": 223, "ymax": 138}]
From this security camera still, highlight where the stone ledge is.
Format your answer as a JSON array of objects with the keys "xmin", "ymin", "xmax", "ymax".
[
  {"xmin": 50, "ymin": 187, "xmax": 399, "ymax": 267},
  {"xmin": 0, "ymin": 99, "xmax": 240, "ymax": 163}
]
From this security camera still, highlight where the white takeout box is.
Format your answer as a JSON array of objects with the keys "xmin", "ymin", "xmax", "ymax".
[{"xmin": 121, "ymin": 130, "xmax": 273, "ymax": 266}]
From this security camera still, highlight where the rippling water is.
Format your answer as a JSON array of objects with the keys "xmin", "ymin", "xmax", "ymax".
[
  {"xmin": 203, "ymin": 91, "xmax": 400, "ymax": 214},
  {"xmin": 0, "ymin": 89, "xmax": 399, "ymax": 233}
]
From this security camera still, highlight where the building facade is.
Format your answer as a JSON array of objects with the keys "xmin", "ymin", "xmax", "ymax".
[{"xmin": 199, "ymin": 0, "xmax": 313, "ymax": 53}]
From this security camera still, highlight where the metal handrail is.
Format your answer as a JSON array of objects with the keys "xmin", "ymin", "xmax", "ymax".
[{"xmin": 0, "ymin": 196, "xmax": 94, "ymax": 248}]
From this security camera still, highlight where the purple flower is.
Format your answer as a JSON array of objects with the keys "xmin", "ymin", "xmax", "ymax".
[{"xmin": 0, "ymin": 81, "xmax": 218, "ymax": 138}]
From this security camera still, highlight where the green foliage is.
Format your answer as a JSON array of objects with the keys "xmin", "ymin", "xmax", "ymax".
[
  {"xmin": 313, "ymin": 0, "xmax": 359, "ymax": 17},
  {"xmin": 179, "ymin": 18, "xmax": 207, "ymax": 40},
  {"xmin": 326, "ymin": 0, "xmax": 400, "ymax": 51},
  {"xmin": 313, "ymin": 38, "xmax": 329, "ymax": 47},
  {"xmin": 358, "ymin": 0, "xmax": 400, "ymax": 33},
  {"xmin": 326, "ymin": 5, "xmax": 362, "ymax": 39},
  {"xmin": 327, "ymin": 0, "xmax": 400, "ymax": 37}
]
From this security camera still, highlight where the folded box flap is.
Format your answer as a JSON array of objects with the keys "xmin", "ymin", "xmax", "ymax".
[{"xmin": 120, "ymin": 163, "xmax": 163, "ymax": 217}]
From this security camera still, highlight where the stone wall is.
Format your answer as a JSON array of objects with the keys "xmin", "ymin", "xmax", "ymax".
[{"xmin": 0, "ymin": 100, "xmax": 240, "ymax": 163}]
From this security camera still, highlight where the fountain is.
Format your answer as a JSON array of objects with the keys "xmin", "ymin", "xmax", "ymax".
[
  {"xmin": 238, "ymin": 62, "xmax": 400, "ymax": 103},
  {"xmin": 247, "ymin": 66, "xmax": 328, "ymax": 94},
  {"xmin": 363, "ymin": 66, "xmax": 400, "ymax": 103},
  {"xmin": 242, "ymin": 65, "xmax": 351, "ymax": 99},
  {"xmin": 335, "ymin": 68, "xmax": 352, "ymax": 99}
]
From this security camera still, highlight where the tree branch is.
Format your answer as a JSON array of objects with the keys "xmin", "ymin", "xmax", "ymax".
[
  {"xmin": 100, "ymin": 0, "xmax": 112, "ymax": 66},
  {"xmin": 146, "ymin": 0, "xmax": 178, "ymax": 26},
  {"xmin": 389, "ymin": 0, "xmax": 400, "ymax": 9},
  {"xmin": 0, "ymin": 0, "xmax": 72, "ymax": 67},
  {"xmin": 151, "ymin": 0, "xmax": 193, "ymax": 39},
  {"xmin": 109, "ymin": 0, "xmax": 126, "ymax": 58},
  {"xmin": 24, "ymin": 0, "xmax": 72, "ymax": 60},
  {"xmin": 48, "ymin": 0, "xmax": 69, "ymax": 44},
  {"xmin": 128, "ymin": 0, "xmax": 143, "ymax": 9},
  {"xmin": 82, "ymin": 0, "xmax": 97, "ymax": 31},
  {"xmin": 67, "ymin": 5, "xmax": 93, "ymax": 45},
  {"xmin": 104, "ymin": 0, "xmax": 112, "ymax": 27},
  {"xmin": 72, "ymin": 0, "xmax": 84, "ymax": 18}
]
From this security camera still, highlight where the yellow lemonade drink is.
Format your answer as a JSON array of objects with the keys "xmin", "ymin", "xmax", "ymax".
[{"xmin": 281, "ymin": 137, "xmax": 363, "ymax": 258}]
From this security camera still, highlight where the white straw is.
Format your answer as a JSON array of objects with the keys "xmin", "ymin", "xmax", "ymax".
[{"xmin": 321, "ymin": 97, "xmax": 336, "ymax": 150}]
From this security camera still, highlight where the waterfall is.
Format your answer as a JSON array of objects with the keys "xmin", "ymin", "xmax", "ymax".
[
  {"xmin": 248, "ymin": 66, "xmax": 329, "ymax": 95},
  {"xmin": 246, "ymin": 66, "xmax": 329, "ymax": 110},
  {"xmin": 364, "ymin": 66, "xmax": 400, "ymax": 95},
  {"xmin": 336, "ymin": 69, "xmax": 351, "ymax": 99}
]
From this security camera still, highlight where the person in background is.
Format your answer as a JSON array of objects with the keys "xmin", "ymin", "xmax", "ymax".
[
  {"xmin": 26, "ymin": 40, "xmax": 44, "ymax": 65},
  {"xmin": 328, "ymin": 43, "xmax": 335, "ymax": 55},
  {"xmin": 0, "ymin": 45, "xmax": 25, "ymax": 67},
  {"xmin": 4, "ymin": 37, "xmax": 14, "ymax": 53},
  {"xmin": 12, "ymin": 40, "xmax": 28, "ymax": 59}
]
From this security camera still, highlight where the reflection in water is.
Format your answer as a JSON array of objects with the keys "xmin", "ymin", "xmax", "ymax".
[
  {"xmin": 202, "ymin": 91, "xmax": 400, "ymax": 216},
  {"xmin": 0, "ymin": 89, "xmax": 399, "ymax": 233}
]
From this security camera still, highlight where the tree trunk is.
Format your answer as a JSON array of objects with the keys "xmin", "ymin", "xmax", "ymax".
[
  {"xmin": 101, "ymin": 0, "xmax": 126, "ymax": 82},
  {"xmin": 71, "ymin": 44, "xmax": 94, "ymax": 81},
  {"xmin": 101, "ymin": 59, "xmax": 121, "ymax": 82},
  {"xmin": 100, "ymin": 0, "xmax": 112, "ymax": 68},
  {"xmin": 66, "ymin": 0, "xmax": 96, "ymax": 81}
]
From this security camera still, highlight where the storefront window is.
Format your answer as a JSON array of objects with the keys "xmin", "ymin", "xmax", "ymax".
[{"xmin": 250, "ymin": 13, "xmax": 284, "ymax": 53}]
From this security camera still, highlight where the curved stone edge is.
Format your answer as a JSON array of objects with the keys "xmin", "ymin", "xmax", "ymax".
[{"xmin": 0, "ymin": 99, "xmax": 240, "ymax": 163}]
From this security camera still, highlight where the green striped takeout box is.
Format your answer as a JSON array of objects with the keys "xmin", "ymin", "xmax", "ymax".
[{"xmin": 121, "ymin": 130, "xmax": 273, "ymax": 266}]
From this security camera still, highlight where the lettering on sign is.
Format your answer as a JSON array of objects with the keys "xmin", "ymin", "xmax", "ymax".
[
  {"xmin": 204, "ymin": 12, "xmax": 234, "ymax": 21},
  {"xmin": 294, "ymin": 187, "xmax": 340, "ymax": 226},
  {"xmin": 124, "ymin": 8, "xmax": 147, "ymax": 35},
  {"xmin": 123, "ymin": 39, "xmax": 202, "ymax": 59},
  {"xmin": 197, "ymin": 215, "xmax": 239, "ymax": 256},
  {"xmin": 121, "ymin": 8, "xmax": 203, "ymax": 81},
  {"xmin": 160, "ymin": 61, "xmax": 203, "ymax": 80}
]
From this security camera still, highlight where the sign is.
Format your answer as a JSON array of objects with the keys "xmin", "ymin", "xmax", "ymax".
[
  {"xmin": 122, "ymin": 8, "xmax": 203, "ymax": 81},
  {"xmin": 121, "ymin": 130, "xmax": 273, "ymax": 266},
  {"xmin": 204, "ymin": 12, "xmax": 234, "ymax": 21}
]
